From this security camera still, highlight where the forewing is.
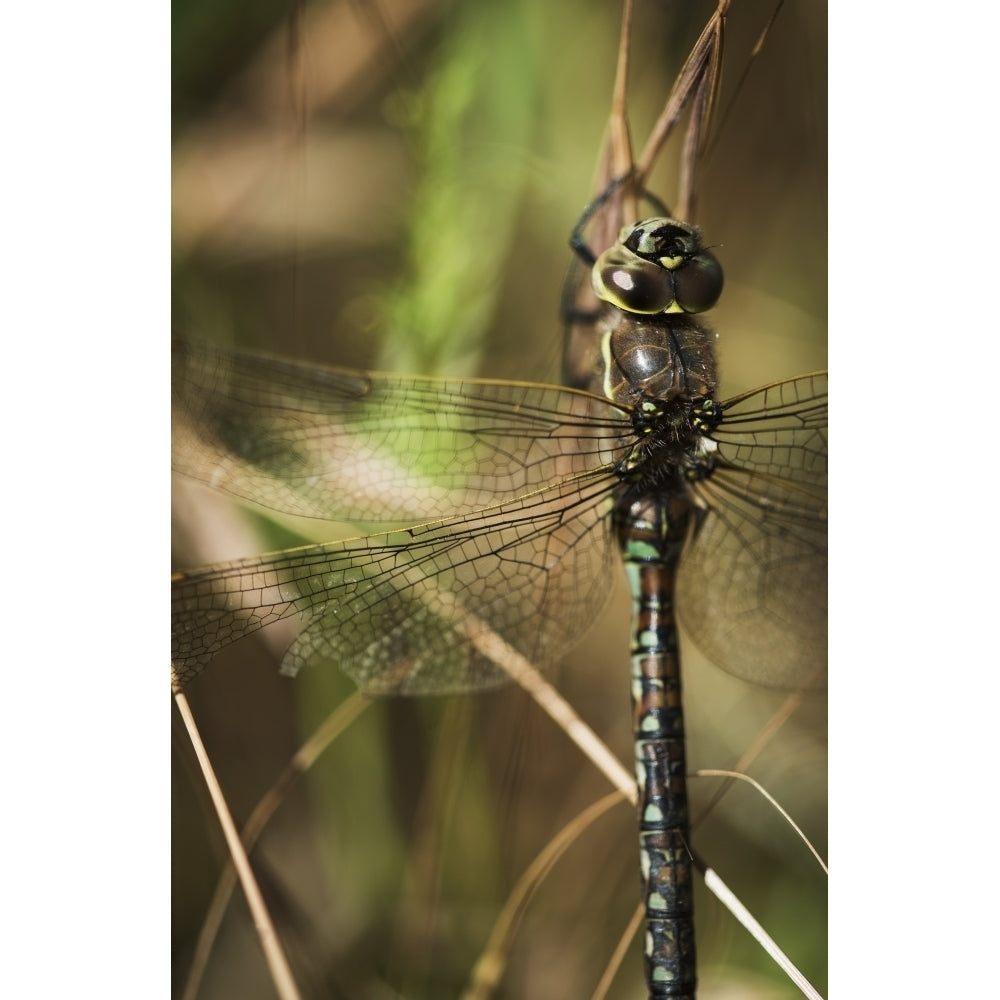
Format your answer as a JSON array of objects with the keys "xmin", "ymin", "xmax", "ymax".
[
  {"xmin": 677, "ymin": 372, "xmax": 827, "ymax": 689},
  {"xmin": 173, "ymin": 340, "xmax": 628, "ymax": 524}
]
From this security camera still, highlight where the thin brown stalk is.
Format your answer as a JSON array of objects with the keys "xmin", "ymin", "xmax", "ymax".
[{"xmin": 173, "ymin": 687, "xmax": 304, "ymax": 1000}]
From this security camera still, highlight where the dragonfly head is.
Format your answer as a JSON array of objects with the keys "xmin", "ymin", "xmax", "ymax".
[{"xmin": 592, "ymin": 218, "xmax": 723, "ymax": 316}]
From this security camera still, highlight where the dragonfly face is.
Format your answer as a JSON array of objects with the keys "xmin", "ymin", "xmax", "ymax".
[{"xmin": 173, "ymin": 3, "xmax": 827, "ymax": 997}]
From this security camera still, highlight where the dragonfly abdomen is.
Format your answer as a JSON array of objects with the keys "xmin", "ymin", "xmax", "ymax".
[{"xmin": 617, "ymin": 492, "xmax": 697, "ymax": 999}]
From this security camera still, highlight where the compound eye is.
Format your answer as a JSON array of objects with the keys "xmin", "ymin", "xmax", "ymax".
[
  {"xmin": 591, "ymin": 219, "xmax": 725, "ymax": 315},
  {"xmin": 593, "ymin": 246, "xmax": 676, "ymax": 314},
  {"xmin": 673, "ymin": 248, "xmax": 723, "ymax": 313}
]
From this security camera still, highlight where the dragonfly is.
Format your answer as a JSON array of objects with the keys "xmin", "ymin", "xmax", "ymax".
[{"xmin": 172, "ymin": 2, "xmax": 827, "ymax": 997}]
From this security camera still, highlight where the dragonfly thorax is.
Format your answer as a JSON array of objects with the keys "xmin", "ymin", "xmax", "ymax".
[
  {"xmin": 615, "ymin": 394, "xmax": 715, "ymax": 490},
  {"xmin": 596, "ymin": 308, "xmax": 719, "ymax": 411},
  {"xmin": 595, "ymin": 303, "xmax": 721, "ymax": 493}
]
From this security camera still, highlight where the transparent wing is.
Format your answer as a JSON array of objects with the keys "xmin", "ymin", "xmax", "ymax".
[
  {"xmin": 677, "ymin": 372, "xmax": 827, "ymax": 690},
  {"xmin": 172, "ymin": 472, "xmax": 619, "ymax": 693},
  {"xmin": 173, "ymin": 340, "xmax": 628, "ymax": 523}
]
